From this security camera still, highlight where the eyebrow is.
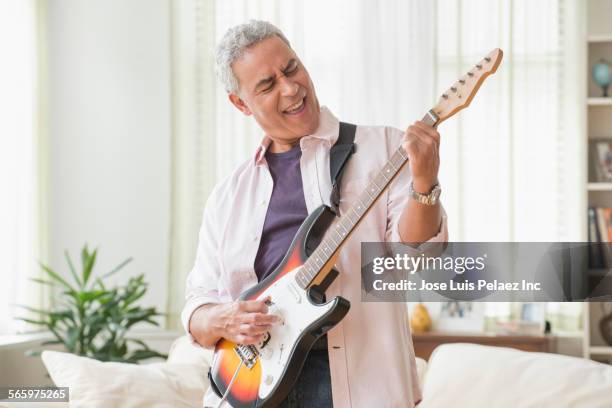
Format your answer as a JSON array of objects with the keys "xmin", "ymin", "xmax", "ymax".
[{"xmin": 253, "ymin": 59, "xmax": 297, "ymax": 92}]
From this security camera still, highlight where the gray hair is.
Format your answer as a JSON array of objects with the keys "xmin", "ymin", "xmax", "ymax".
[{"xmin": 215, "ymin": 20, "xmax": 291, "ymax": 93}]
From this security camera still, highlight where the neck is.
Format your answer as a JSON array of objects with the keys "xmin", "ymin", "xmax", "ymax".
[{"xmin": 269, "ymin": 138, "xmax": 301, "ymax": 153}]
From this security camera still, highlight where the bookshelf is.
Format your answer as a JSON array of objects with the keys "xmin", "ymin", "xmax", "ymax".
[{"xmin": 584, "ymin": 0, "xmax": 612, "ymax": 363}]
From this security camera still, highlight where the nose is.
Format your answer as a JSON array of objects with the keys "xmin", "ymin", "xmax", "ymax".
[{"xmin": 278, "ymin": 76, "xmax": 299, "ymax": 97}]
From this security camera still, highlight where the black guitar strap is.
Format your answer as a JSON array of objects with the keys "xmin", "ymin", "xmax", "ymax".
[{"xmin": 329, "ymin": 122, "xmax": 357, "ymax": 216}]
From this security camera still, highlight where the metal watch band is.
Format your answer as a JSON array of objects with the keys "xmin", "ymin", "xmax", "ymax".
[{"xmin": 409, "ymin": 182, "xmax": 441, "ymax": 206}]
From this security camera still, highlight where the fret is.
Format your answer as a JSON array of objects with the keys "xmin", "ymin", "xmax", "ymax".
[
  {"xmin": 294, "ymin": 274, "xmax": 303, "ymax": 288},
  {"xmin": 375, "ymin": 173, "xmax": 387, "ymax": 190},
  {"xmin": 297, "ymin": 272, "xmax": 308, "ymax": 288},
  {"xmin": 368, "ymin": 184, "xmax": 378, "ymax": 197},
  {"xmin": 329, "ymin": 230, "xmax": 340, "ymax": 246},
  {"xmin": 340, "ymin": 219, "xmax": 353, "ymax": 236},
  {"xmin": 303, "ymin": 265, "xmax": 312, "ymax": 279},
  {"xmin": 355, "ymin": 198, "xmax": 365, "ymax": 214},
  {"xmin": 322, "ymin": 237, "xmax": 335, "ymax": 253},
  {"xmin": 302, "ymin": 264, "xmax": 312, "ymax": 278},
  {"xmin": 333, "ymin": 229, "xmax": 345, "ymax": 244},
  {"xmin": 321, "ymin": 243, "xmax": 332, "ymax": 257},
  {"xmin": 380, "ymin": 167, "xmax": 391, "ymax": 182},
  {"xmin": 383, "ymin": 163, "xmax": 394, "ymax": 179},
  {"xmin": 370, "ymin": 176, "xmax": 382, "ymax": 190},
  {"xmin": 364, "ymin": 186, "xmax": 375, "ymax": 201},
  {"xmin": 348, "ymin": 207, "xmax": 360, "ymax": 224}
]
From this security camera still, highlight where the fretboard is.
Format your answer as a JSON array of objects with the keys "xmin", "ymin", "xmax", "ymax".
[{"xmin": 295, "ymin": 110, "xmax": 439, "ymax": 289}]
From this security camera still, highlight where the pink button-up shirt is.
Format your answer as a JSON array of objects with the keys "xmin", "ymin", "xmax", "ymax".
[{"xmin": 182, "ymin": 107, "xmax": 448, "ymax": 408}]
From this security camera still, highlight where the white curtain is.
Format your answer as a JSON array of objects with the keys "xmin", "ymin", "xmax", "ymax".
[
  {"xmin": 169, "ymin": 0, "xmax": 584, "ymax": 330},
  {"xmin": 0, "ymin": 0, "xmax": 47, "ymax": 335}
]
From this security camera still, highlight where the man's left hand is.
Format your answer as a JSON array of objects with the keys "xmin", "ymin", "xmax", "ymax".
[{"xmin": 402, "ymin": 121, "xmax": 440, "ymax": 193}]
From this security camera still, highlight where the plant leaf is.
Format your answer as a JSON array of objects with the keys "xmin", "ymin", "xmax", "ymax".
[
  {"xmin": 41, "ymin": 340, "xmax": 63, "ymax": 346},
  {"xmin": 14, "ymin": 304, "xmax": 49, "ymax": 316},
  {"xmin": 127, "ymin": 349, "xmax": 167, "ymax": 363},
  {"xmin": 29, "ymin": 277, "xmax": 57, "ymax": 286},
  {"xmin": 65, "ymin": 327, "xmax": 80, "ymax": 353},
  {"xmin": 64, "ymin": 250, "xmax": 82, "ymax": 288},
  {"xmin": 15, "ymin": 317, "xmax": 47, "ymax": 326},
  {"xmin": 101, "ymin": 257, "xmax": 133, "ymax": 279},
  {"xmin": 38, "ymin": 261, "xmax": 74, "ymax": 291},
  {"xmin": 82, "ymin": 246, "xmax": 98, "ymax": 286}
]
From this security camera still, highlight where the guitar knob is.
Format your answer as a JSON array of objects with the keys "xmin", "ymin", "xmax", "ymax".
[
  {"xmin": 267, "ymin": 302, "xmax": 284, "ymax": 325},
  {"xmin": 264, "ymin": 375, "xmax": 274, "ymax": 385}
]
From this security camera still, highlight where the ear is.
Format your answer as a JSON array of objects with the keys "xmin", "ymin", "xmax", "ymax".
[{"xmin": 228, "ymin": 93, "xmax": 252, "ymax": 116}]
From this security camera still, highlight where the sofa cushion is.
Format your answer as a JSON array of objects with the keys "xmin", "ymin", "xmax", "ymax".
[
  {"xmin": 41, "ymin": 351, "xmax": 208, "ymax": 408},
  {"xmin": 167, "ymin": 334, "xmax": 213, "ymax": 367},
  {"xmin": 420, "ymin": 343, "xmax": 612, "ymax": 407}
]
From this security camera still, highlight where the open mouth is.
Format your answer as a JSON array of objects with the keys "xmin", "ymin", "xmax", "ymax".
[{"xmin": 283, "ymin": 96, "xmax": 306, "ymax": 115}]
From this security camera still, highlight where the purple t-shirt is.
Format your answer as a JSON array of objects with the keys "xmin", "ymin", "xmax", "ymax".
[{"xmin": 254, "ymin": 144, "xmax": 308, "ymax": 281}]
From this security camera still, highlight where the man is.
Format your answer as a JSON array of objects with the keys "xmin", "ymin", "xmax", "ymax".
[{"xmin": 183, "ymin": 20, "xmax": 448, "ymax": 408}]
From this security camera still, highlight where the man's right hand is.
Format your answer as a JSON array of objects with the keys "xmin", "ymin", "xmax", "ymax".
[{"xmin": 189, "ymin": 296, "xmax": 280, "ymax": 348}]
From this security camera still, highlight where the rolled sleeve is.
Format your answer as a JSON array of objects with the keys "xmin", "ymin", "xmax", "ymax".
[
  {"xmin": 181, "ymin": 186, "xmax": 223, "ymax": 339},
  {"xmin": 389, "ymin": 206, "xmax": 448, "ymax": 256},
  {"xmin": 384, "ymin": 127, "xmax": 449, "ymax": 257}
]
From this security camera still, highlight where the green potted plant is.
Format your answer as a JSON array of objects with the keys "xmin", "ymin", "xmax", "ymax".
[{"xmin": 18, "ymin": 245, "xmax": 167, "ymax": 363}]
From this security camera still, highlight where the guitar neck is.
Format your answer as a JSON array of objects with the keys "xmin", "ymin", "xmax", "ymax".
[{"xmin": 295, "ymin": 110, "xmax": 440, "ymax": 289}]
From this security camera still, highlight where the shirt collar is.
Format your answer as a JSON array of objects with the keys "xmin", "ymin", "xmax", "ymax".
[{"xmin": 253, "ymin": 106, "xmax": 339, "ymax": 166}]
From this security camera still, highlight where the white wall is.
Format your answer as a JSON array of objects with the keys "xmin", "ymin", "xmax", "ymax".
[{"xmin": 46, "ymin": 0, "xmax": 171, "ymax": 317}]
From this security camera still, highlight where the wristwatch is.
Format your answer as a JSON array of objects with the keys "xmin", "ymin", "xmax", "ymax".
[{"xmin": 409, "ymin": 182, "xmax": 441, "ymax": 206}]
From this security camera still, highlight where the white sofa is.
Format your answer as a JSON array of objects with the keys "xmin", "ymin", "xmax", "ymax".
[
  {"xmin": 418, "ymin": 343, "xmax": 612, "ymax": 407},
  {"xmin": 13, "ymin": 337, "xmax": 612, "ymax": 407}
]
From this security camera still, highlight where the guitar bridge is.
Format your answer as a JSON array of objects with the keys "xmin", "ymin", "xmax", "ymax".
[
  {"xmin": 234, "ymin": 344, "xmax": 259, "ymax": 369},
  {"xmin": 234, "ymin": 332, "xmax": 271, "ymax": 369}
]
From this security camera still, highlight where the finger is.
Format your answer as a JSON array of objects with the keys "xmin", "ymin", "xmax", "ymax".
[
  {"xmin": 412, "ymin": 120, "xmax": 436, "ymax": 134},
  {"xmin": 405, "ymin": 128, "xmax": 432, "ymax": 153},
  {"xmin": 410, "ymin": 127, "xmax": 438, "ymax": 151},
  {"xmin": 238, "ymin": 323, "xmax": 271, "ymax": 336},
  {"xmin": 412, "ymin": 121, "xmax": 440, "ymax": 145},
  {"xmin": 242, "ymin": 312, "xmax": 280, "ymax": 325},
  {"xmin": 237, "ymin": 299, "xmax": 269, "ymax": 313},
  {"xmin": 235, "ymin": 333, "xmax": 264, "ymax": 345}
]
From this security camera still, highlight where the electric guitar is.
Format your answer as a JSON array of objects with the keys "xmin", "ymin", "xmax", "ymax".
[{"xmin": 209, "ymin": 48, "xmax": 504, "ymax": 408}]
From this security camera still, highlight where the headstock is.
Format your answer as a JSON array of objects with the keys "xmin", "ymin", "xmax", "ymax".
[{"xmin": 432, "ymin": 48, "xmax": 503, "ymax": 125}]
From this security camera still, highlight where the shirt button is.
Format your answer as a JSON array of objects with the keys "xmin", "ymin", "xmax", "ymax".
[
  {"xmin": 260, "ymin": 200, "xmax": 266, "ymax": 206},
  {"xmin": 253, "ymin": 236, "xmax": 258, "ymax": 242}
]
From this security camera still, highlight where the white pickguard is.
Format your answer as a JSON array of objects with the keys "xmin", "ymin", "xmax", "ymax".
[{"xmin": 255, "ymin": 267, "xmax": 334, "ymax": 400}]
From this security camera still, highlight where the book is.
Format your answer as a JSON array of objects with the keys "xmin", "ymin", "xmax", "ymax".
[{"xmin": 589, "ymin": 207, "xmax": 604, "ymax": 268}]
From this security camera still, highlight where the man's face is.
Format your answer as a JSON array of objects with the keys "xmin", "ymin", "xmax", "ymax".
[{"xmin": 229, "ymin": 36, "xmax": 320, "ymax": 146}]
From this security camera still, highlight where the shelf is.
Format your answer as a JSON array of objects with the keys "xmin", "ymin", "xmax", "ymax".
[
  {"xmin": 588, "ymin": 35, "xmax": 612, "ymax": 43},
  {"xmin": 588, "ymin": 183, "xmax": 612, "ymax": 191},
  {"xmin": 588, "ymin": 98, "xmax": 612, "ymax": 106},
  {"xmin": 589, "ymin": 346, "xmax": 612, "ymax": 355}
]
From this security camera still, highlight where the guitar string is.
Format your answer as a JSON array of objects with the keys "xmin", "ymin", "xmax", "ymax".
[{"xmin": 215, "ymin": 359, "xmax": 244, "ymax": 408}]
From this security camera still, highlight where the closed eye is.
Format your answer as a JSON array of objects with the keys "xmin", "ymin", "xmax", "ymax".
[
  {"xmin": 284, "ymin": 61, "xmax": 298, "ymax": 76},
  {"xmin": 262, "ymin": 82, "xmax": 274, "ymax": 93}
]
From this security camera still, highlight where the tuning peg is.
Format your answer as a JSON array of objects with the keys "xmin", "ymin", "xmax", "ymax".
[
  {"xmin": 484, "ymin": 57, "xmax": 491, "ymax": 62},
  {"xmin": 442, "ymin": 94, "xmax": 448, "ymax": 99},
  {"xmin": 467, "ymin": 72, "xmax": 474, "ymax": 77},
  {"xmin": 450, "ymin": 87, "xmax": 457, "ymax": 93},
  {"xmin": 476, "ymin": 64, "xmax": 483, "ymax": 70},
  {"xmin": 459, "ymin": 79, "xmax": 465, "ymax": 85}
]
